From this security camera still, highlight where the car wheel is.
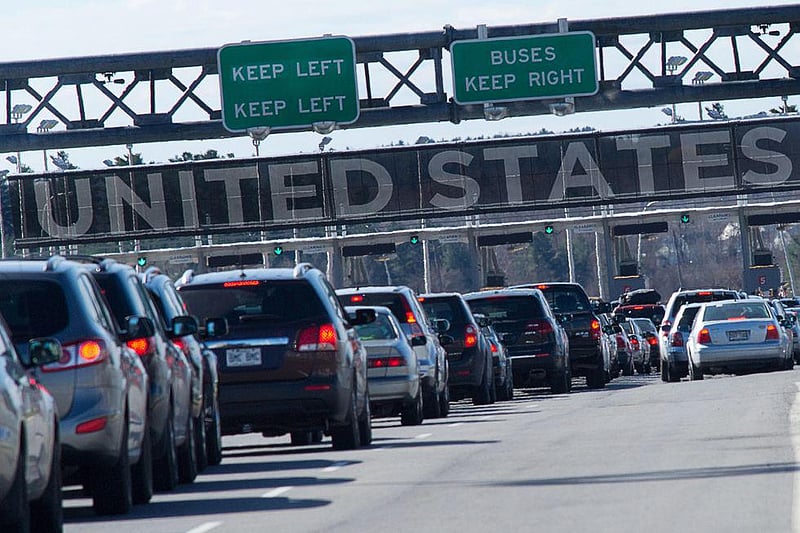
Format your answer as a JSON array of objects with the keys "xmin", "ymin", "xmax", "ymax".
[
  {"xmin": 331, "ymin": 388, "xmax": 360, "ymax": 451},
  {"xmin": 550, "ymin": 368, "xmax": 571, "ymax": 394},
  {"xmin": 178, "ymin": 413, "xmax": 198, "ymax": 484},
  {"xmin": 358, "ymin": 390, "xmax": 372, "ymax": 447},
  {"xmin": 644, "ymin": 359, "xmax": 652, "ymax": 375},
  {"xmin": 131, "ymin": 421, "xmax": 153, "ymax": 505},
  {"xmin": 488, "ymin": 367, "xmax": 497, "ymax": 404},
  {"xmin": 660, "ymin": 359, "xmax": 669, "ymax": 382},
  {"xmin": 91, "ymin": 419, "xmax": 132, "ymax": 515},
  {"xmin": 586, "ymin": 366, "xmax": 606, "ymax": 390},
  {"xmin": 438, "ymin": 381, "xmax": 450, "ymax": 417},
  {"xmin": 153, "ymin": 406, "xmax": 179, "ymax": 492},
  {"xmin": 290, "ymin": 431, "xmax": 313, "ymax": 445},
  {"xmin": 506, "ymin": 375, "xmax": 514, "ymax": 400},
  {"xmin": 30, "ymin": 422, "xmax": 62, "ymax": 532},
  {"xmin": 205, "ymin": 394, "xmax": 223, "ymax": 466},
  {"xmin": 401, "ymin": 389, "xmax": 424, "ymax": 426},
  {"xmin": 0, "ymin": 435, "xmax": 29, "ymax": 532},
  {"xmin": 689, "ymin": 359, "xmax": 704, "ymax": 381},
  {"xmin": 622, "ymin": 359, "xmax": 634, "ymax": 376},
  {"xmin": 473, "ymin": 366, "xmax": 492, "ymax": 405},
  {"xmin": 194, "ymin": 414, "xmax": 208, "ymax": 472}
]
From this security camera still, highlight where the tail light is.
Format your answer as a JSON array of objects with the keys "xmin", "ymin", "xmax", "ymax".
[
  {"xmin": 368, "ymin": 356, "xmax": 406, "ymax": 368},
  {"xmin": 127, "ymin": 336, "xmax": 155, "ymax": 357},
  {"xmin": 590, "ymin": 318, "xmax": 601, "ymax": 340},
  {"xmin": 697, "ymin": 328, "xmax": 712, "ymax": 344},
  {"xmin": 172, "ymin": 338, "xmax": 189, "ymax": 355},
  {"xmin": 297, "ymin": 323, "xmax": 338, "ymax": 352},
  {"xmin": 647, "ymin": 336, "xmax": 658, "ymax": 347},
  {"xmin": 526, "ymin": 320, "xmax": 554, "ymax": 335},
  {"xmin": 490, "ymin": 342, "xmax": 498, "ymax": 353},
  {"xmin": 766, "ymin": 324, "xmax": 780, "ymax": 341},
  {"xmin": 349, "ymin": 294, "xmax": 364, "ymax": 303},
  {"xmin": 670, "ymin": 331, "xmax": 684, "ymax": 347},
  {"xmin": 615, "ymin": 335, "xmax": 627, "ymax": 349},
  {"xmin": 42, "ymin": 339, "xmax": 108, "ymax": 372},
  {"xmin": 464, "ymin": 325, "xmax": 478, "ymax": 348},
  {"xmin": 629, "ymin": 336, "xmax": 640, "ymax": 348}
]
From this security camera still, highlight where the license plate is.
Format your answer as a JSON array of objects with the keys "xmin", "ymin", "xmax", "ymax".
[
  {"xmin": 727, "ymin": 330, "xmax": 749, "ymax": 341},
  {"xmin": 226, "ymin": 347, "xmax": 262, "ymax": 367}
]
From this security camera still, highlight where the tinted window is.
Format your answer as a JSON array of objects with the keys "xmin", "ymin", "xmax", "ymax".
[
  {"xmin": 703, "ymin": 302, "xmax": 770, "ymax": 321},
  {"xmin": 354, "ymin": 313, "xmax": 398, "ymax": 340},
  {"xmin": 180, "ymin": 281, "xmax": 326, "ymax": 324},
  {"xmin": 0, "ymin": 280, "xmax": 69, "ymax": 340},
  {"xmin": 676, "ymin": 307, "xmax": 701, "ymax": 330},
  {"xmin": 419, "ymin": 298, "xmax": 467, "ymax": 327},
  {"xmin": 466, "ymin": 296, "xmax": 545, "ymax": 321},
  {"xmin": 538, "ymin": 286, "xmax": 591, "ymax": 313}
]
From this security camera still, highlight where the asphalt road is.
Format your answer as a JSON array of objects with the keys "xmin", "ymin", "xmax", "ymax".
[{"xmin": 64, "ymin": 370, "xmax": 800, "ymax": 533}]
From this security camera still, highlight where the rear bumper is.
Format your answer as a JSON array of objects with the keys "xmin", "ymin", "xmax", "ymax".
[
  {"xmin": 510, "ymin": 354, "xmax": 565, "ymax": 387},
  {"xmin": 369, "ymin": 374, "xmax": 419, "ymax": 404},
  {"xmin": 60, "ymin": 386, "xmax": 126, "ymax": 468},
  {"xmin": 694, "ymin": 344, "xmax": 786, "ymax": 372}
]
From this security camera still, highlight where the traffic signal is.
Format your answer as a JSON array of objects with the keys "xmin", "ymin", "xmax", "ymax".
[
  {"xmin": 136, "ymin": 257, "xmax": 147, "ymax": 267},
  {"xmin": 544, "ymin": 225, "xmax": 554, "ymax": 235},
  {"xmin": 273, "ymin": 245, "xmax": 284, "ymax": 256},
  {"xmin": 409, "ymin": 235, "xmax": 420, "ymax": 245},
  {"xmin": 680, "ymin": 213, "xmax": 690, "ymax": 224}
]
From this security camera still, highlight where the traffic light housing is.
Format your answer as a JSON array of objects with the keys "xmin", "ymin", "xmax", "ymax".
[
  {"xmin": 136, "ymin": 257, "xmax": 147, "ymax": 267},
  {"xmin": 544, "ymin": 224, "xmax": 554, "ymax": 235},
  {"xmin": 273, "ymin": 245, "xmax": 284, "ymax": 256},
  {"xmin": 409, "ymin": 235, "xmax": 420, "ymax": 245},
  {"xmin": 680, "ymin": 213, "xmax": 690, "ymax": 224}
]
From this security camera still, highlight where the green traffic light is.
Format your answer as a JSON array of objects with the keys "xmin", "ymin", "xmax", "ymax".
[
  {"xmin": 137, "ymin": 257, "xmax": 147, "ymax": 267},
  {"xmin": 544, "ymin": 225, "xmax": 554, "ymax": 235},
  {"xmin": 274, "ymin": 246, "xmax": 283, "ymax": 255},
  {"xmin": 410, "ymin": 235, "xmax": 420, "ymax": 244},
  {"xmin": 680, "ymin": 213, "xmax": 690, "ymax": 223}
]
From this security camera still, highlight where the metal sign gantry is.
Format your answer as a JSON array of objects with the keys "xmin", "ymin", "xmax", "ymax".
[{"xmin": 0, "ymin": 4, "xmax": 797, "ymax": 152}]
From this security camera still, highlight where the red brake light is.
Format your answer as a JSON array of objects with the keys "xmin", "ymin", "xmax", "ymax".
[
  {"xmin": 634, "ymin": 306, "xmax": 644, "ymax": 310},
  {"xmin": 464, "ymin": 325, "xmax": 478, "ymax": 348},
  {"xmin": 490, "ymin": 342, "xmax": 498, "ymax": 353},
  {"xmin": 526, "ymin": 320, "xmax": 554, "ymax": 337},
  {"xmin": 535, "ymin": 284, "xmax": 549, "ymax": 290},
  {"xmin": 630, "ymin": 336, "xmax": 640, "ymax": 348},
  {"xmin": 350, "ymin": 295, "xmax": 364, "ymax": 303},
  {"xmin": 76, "ymin": 417, "xmax": 108, "ymax": 434},
  {"xmin": 222, "ymin": 280, "xmax": 260, "ymax": 287},
  {"xmin": 173, "ymin": 338, "xmax": 186, "ymax": 352},
  {"xmin": 647, "ymin": 336, "xmax": 658, "ymax": 346},
  {"xmin": 297, "ymin": 323, "xmax": 338, "ymax": 352},
  {"xmin": 697, "ymin": 291, "xmax": 712, "ymax": 296},
  {"xmin": 766, "ymin": 324, "xmax": 780, "ymax": 340},
  {"xmin": 42, "ymin": 339, "xmax": 108, "ymax": 372},
  {"xmin": 127, "ymin": 337, "xmax": 153, "ymax": 357},
  {"xmin": 616, "ymin": 335, "xmax": 627, "ymax": 349},
  {"xmin": 697, "ymin": 328, "xmax": 712, "ymax": 344},
  {"xmin": 405, "ymin": 311, "xmax": 417, "ymax": 324},
  {"xmin": 670, "ymin": 331, "xmax": 684, "ymax": 347},
  {"xmin": 368, "ymin": 356, "xmax": 406, "ymax": 368},
  {"xmin": 590, "ymin": 319, "xmax": 601, "ymax": 340}
]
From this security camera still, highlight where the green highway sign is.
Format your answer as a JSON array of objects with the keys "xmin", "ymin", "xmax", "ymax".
[
  {"xmin": 217, "ymin": 36, "xmax": 359, "ymax": 132},
  {"xmin": 450, "ymin": 31, "xmax": 598, "ymax": 105}
]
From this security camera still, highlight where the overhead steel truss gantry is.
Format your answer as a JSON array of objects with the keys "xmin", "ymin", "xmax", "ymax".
[{"xmin": 0, "ymin": 4, "xmax": 798, "ymax": 153}]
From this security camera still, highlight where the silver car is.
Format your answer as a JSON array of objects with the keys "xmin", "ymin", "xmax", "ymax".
[
  {"xmin": 619, "ymin": 320, "xmax": 651, "ymax": 374},
  {"xmin": 347, "ymin": 306, "xmax": 423, "ymax": 426},
  {"xmin": 686, "ymin": 299, "xmax": 792, "ymax": 380},
  {"xmin": 0, "ymin": 316, "xmax": 62, "ymax": 532},
  {"xmin": 661, "ymin": 303, "xmax": 703, "ymax": 382}
]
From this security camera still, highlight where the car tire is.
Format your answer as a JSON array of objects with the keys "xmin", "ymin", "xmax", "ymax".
[
  {"xmin": 205, "ymin": 394, "xmax": 223, "ymax": 466},
  {"xmin": 660, "ymin": 359, "xmax": 669, "ymax": 382},
  {"xmin": 358, "ymin": 390, "xmax": 372, "ymax": 447},
  {"xmin": 644, "ymin": 359, "xmax": 652, "ymax": 375},
  {"xmin": 91, "ymin": 420, "xmax": 132, "ymax": 516},
  {"xmin": 689, "ymin": 359, "xmax": 704, "ymax": 381},
  {"xmin": 550, "ymin": 367, "xmax": 571, "ymax": 394},
  {"xmin": 178, "ymin": 413, "xmax": 198, "ymax": 484},
  {"xmin": 290, "ymin": 431, "xmax": 313, "ymax": 445},
  {"xmin": 194, "ymin": 414, "xmax": 208, "ymax": 472},
  {"xmin": 331, "ymin": 389, "xmax": 360, "ymax": 451},
  {"xmin": 586, "ymin": 366, "xmax": 606, "ymax": 389},
  {"xmin": 131, "ymin": 422, "xmax": 153, "ymax": 505},
  {"xmin": 401, "ymin": 390, "xmax": 424, "ymax": 426},
  {"xmin": 30, "ymin": 423, "xmax": 62, "ymax": 533},
  {"xmin": 488, "ymin": 367, "xmax": 497, "ymax": 404},
  {"xmin": 153, "ymin": 406, "xmax": 179, "ymax": 492},
  {"xmin": 0, "ymin": 436, "xmax": 30, "ymax": 532},
  {"xmin": 473, "ymin": 366, "xmax": 492, "ymax": 405},
  {"xmin": 438, "ymin": 381, "xmax": 450, "ymax": 417},
  {"xmin": 506, "ymin": 376, "xmax": 514, "ymax": 400}
]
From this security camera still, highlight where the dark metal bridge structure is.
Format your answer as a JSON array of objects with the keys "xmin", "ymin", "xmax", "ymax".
[{"xmin": 1, "ymin": 4, "xmax": 799, "ymax": 296}]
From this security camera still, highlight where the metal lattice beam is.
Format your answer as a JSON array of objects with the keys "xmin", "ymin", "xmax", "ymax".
[{"xmin": 0, "ymin": 4, "xmax": 797, "ymax": 153}]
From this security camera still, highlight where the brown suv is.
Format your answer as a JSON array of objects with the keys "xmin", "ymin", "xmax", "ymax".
[{"xmin": 176, "ymin": 263, "xmax": 374, "ymax": 450}]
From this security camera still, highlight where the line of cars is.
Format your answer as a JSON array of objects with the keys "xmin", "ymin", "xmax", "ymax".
[{"xmin": 0, "ymin": 256, "xmax": 222, "ymax": 531}]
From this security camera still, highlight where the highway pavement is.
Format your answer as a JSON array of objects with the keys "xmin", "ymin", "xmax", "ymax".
[{"xmin": 64, "ymin": 370, "xmax": 800, "ymax": 532}]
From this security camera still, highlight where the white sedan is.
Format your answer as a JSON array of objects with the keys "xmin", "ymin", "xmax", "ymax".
[{"xmin": 686, "ymin": 299, "xmax": 792, "ymax": 380}]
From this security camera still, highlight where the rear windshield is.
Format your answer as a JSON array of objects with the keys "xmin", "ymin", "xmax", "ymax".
[
  {"xmin": 180, "ymin": 280, "xmax": 326, "ymax": 324},
  {"xmin": 339, "ymin": 293, "xmax": 408, "ymax": 322},
  {"xmin": 419, "ymin": 297, "xmax": 467, "ymax": 328},
  {"xmin": 538, "ymin": 286, "xmax": 592, "ymax": 314},
  {"xmin": 353, "ymin": 313, "xmax": 398, "ymax": 341},
  {"xmin": 0, "ymin": 280, "xmax": 69, "ymax": 341},
  {"xmin": 675, "ymin": 307, "xmax": 701, "ymax": 330},
  {"xmin": 632, "ymin": 319, "xmax": 657, "ymax": 334},
  {"xmin": 670, "ymin": 291, "xmax": 739, "ymax": 320},
  {"xmin": 465, "ymin": 296, "xmax": 545, "ymax": 321},
  {"xmin": 615, "ymin": 305, "xmax": 665, "ymax": 325},
  {"xmin": 702, "ymin": 302, "xmax": 770, "ymax": 321}
]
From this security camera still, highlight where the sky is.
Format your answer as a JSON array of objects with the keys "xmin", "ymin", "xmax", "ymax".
[{"xmin": 1, "ymin": 0, "xmax": 797, "ymax": 172}]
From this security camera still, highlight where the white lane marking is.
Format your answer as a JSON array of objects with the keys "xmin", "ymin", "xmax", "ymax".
[
  {"xmin": 792, "ymin": 382, "xmax": 800, "ymax": 532},
  {"xmin": 448, "ymin": 422, "xmax": 464, "ymax": 427},
  {"xmin": 415, "ymin": 433, "xmax": 432, "ymax": 439},
  {"xmin": 322, "ymin": 461, "xmax": 351, "ymax": 472},
  {"xmin": 187, "ymin": 522, "xmax": 223, "ymax": 533},
  {"xmin": 262, "ymin": 486, "xmax": 293, "ymax": 498}
]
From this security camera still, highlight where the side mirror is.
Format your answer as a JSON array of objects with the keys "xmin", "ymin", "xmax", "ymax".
[
  {"xmin": 172, "ymin": 315, "xmax": 199, "ymax": 337},
  {"xmin": 122, "ymin": 315, "xmax": 155, "ymax": 341},
  {"xmin": 27, "ymin": 338, "xmax": 62, "ymax": 367},
  {"xmin": 410, "ymin": 335, "xmax": 427, "ymax": 347},
  {"xmin": 350, "ymin": 308, "xmax": 376, "ymax": 326},
  {"xmin": 204, "ymin": 317, "xmax": 229, "ymax": 338}
]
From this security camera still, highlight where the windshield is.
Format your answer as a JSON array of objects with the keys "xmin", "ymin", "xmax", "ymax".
[{"xmin": 353, "ymin": 313, "xmax": 398, "ymax": 340}]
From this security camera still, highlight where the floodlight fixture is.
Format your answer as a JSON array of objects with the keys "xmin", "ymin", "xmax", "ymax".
[
  {"xmin": 318, "ymin": 136, "xmax": 333, "ymax": 151},
  {"xmin": 312, "ymin": 121, "xmax": 337, "ymax": 134},
  {"xmin": 549, "ymin": 97, "xmax": 575, "ymax": 117},
  {"xmin": 661, "ymin": 107, "xmax": 673, "ymax": 117},
  {"xmin": 0, "ymin": 169, "xmax": 9, "ymax": 178},
  {"xmin": 10, "ymin": 104, "xmax": 32, "ymax": 122},
  {"xmin": 36, "ymin": 119, "xmax": 58, "ymax": 132},
  {"xmin": 415, "ymin": 136, "xmax": 432, "ymax": 145},
  {"xmin": 665, "ymin": 56, "xmax": 687, "ymax": 73},
  {"xmin": 483, "ymin": 104, "xmax": 508, "ymax": 121},
  {"xmin": 246, "ymin": 127, "xmax": 270, "ymax": 142},
  {"xmin": 103, "ymin": 159, "xmax": 115, "ymax": 167},
  {"xmin": 692, "ymin": 71, "xmax": 713, "ymax": 84},
  {"xmin": 6, "ymin": 155, "xmax": 17, "ymax": 165}
]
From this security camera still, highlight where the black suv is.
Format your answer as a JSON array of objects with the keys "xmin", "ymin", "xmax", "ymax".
[
  {"xmin": 0, "ymin": 256, "xmax": 152, "ymax": 514},
  {"xmin": 80, "ymin": 257, "xmax": 197, "ymax": 491},
  {"xmin": 142, "ymin": 267, "xmax": 223, "ymax": 469},
  {"xmin": 418, "ymin": 293, "xmax": 495, "ymax": 405},
  {"xmin": 463, "ymin": 288, "xmax": 571, "ymax": 394},
  {"xmin": 511, "ymin": 282, "xmax": 606, "ymax": 389},
  {"xmin": 176, "ymin": 263, "xmax": 374, "ymax": 450}
]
